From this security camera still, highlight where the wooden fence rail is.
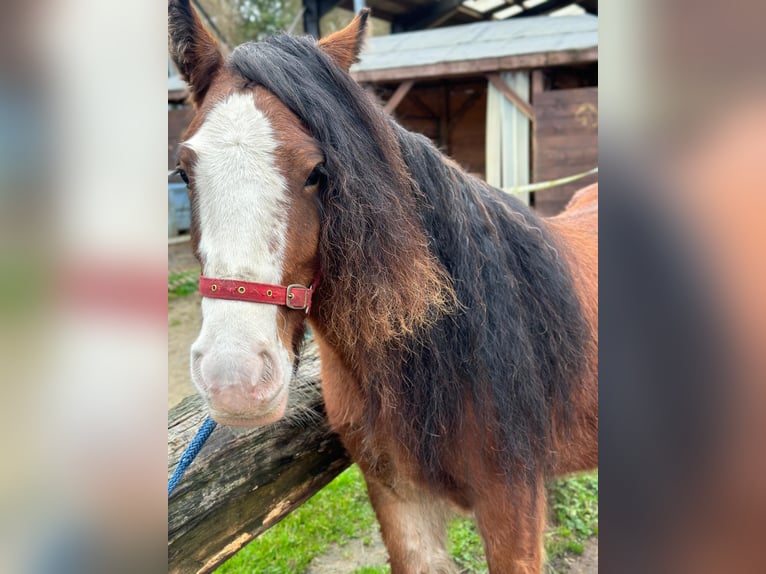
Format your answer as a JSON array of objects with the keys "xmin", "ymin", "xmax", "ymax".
[{"xmin": 168, "ymin": 342, "xmax": 351, "ymax": 573}]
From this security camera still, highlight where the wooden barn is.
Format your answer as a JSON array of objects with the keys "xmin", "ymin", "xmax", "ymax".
[
  {"xmin": 169, "ymin": 6, "xmax": 598, "ymax": 216},
  {"xmin": 350, "ymin": 13, "xmax": 598, "ymax": 215}
]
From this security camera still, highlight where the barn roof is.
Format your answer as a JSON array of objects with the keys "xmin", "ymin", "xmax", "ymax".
[{"xmin": 351, "ymin": 14, "xmax": 597, "ymax": 83}]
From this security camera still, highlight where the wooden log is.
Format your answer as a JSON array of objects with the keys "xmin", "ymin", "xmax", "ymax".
[{"xmin": 168, "ymin": 340, "xmax": 351, "ymax": 574}]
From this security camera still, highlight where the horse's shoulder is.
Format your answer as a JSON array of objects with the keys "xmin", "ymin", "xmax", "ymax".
[{"xmin": 562, "ymin": 183, "xmax": 598, "ymax": 214}]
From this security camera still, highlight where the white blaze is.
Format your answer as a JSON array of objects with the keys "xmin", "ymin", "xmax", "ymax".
[{"xmin": 185, "ymin": 92, "xmax": 293, "ymax": 414}]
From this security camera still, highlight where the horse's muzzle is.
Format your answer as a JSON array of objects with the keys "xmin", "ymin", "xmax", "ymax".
[{"xmin": 191, "ymin": 346, "xmax": 288, "ymax": 426}]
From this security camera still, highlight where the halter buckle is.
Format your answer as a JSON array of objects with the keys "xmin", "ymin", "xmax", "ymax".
[{"xmin": 285, "ymin": 284, "xmax": 310, "ymax": 312}]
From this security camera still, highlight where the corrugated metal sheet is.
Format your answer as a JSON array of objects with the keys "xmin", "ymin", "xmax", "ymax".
[
  {"xmin": 351, "ymin": 14, "xmax": 597, "ymax": 73},
  {"xmin": 486, "ymin": 71, "xmax": 530, "ymax": 204}
]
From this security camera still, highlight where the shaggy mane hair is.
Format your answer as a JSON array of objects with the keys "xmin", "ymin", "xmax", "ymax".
[{"xmin": 230, "ymin": 35, "xmax": 591, "ymax": 484}]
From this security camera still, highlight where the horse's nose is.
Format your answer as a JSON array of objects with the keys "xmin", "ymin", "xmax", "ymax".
[{"xmin": 191, "ymin": 346, "xmax": 286, "ymax": 423}]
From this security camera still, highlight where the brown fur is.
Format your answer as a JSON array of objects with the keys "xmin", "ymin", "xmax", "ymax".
[
  {"xmin": 548, "ymin": 184, "xmax": 599, "ymax": 474},
  {"xmin": 168, "ymin": 0, "xmax": 223, "ymax": 104},
  {"xmin": 311, "ymin": 185, "xmax": 598, "ymax": 573},
  {"xmin": 317, "ymin": 9, "xmax": 370, "ymax": 72},
  {"xmin": 314, "ymin": 187, "xmax": 598, "ymax": 573},
  {"xmin": 256, "ymin": 89, "xmax": 324, "ymax": 357}
]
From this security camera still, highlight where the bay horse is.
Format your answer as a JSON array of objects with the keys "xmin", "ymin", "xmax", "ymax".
[{"xmin": 169, "ymin": 3, "xmax": 598, "ymax": 572}]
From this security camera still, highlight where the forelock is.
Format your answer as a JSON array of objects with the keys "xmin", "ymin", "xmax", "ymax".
[{"xmin": 227, "ymin": 34, "xmax": 408, "ymax": 192}]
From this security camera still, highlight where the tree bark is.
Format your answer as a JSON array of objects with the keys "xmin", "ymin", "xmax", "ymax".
[{"xmin": 168, "ymin": 341, "xmax": 351, "ymax": 573}]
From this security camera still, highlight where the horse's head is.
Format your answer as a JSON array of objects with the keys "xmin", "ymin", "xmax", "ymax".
[{"xmin": 169, "ymin": 1, "xmax": 369, "ymax": 426}]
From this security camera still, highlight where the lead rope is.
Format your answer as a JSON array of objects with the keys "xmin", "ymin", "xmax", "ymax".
[
  {"xmin": 168, "ymin": 416, "xmax": 218, "ymax": 497},
  {"xmin": 503, "ymin": 167, "xmax": 598, "ymax": 195}
]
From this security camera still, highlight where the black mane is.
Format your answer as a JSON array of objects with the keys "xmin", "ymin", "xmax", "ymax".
[{"xmin": 230, "ymin": 34, "xmax": 591, "ymax": 484}]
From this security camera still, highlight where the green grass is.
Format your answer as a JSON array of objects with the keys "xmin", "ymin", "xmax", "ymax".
[
  {"xmin": 216, "ymin": 465, "xmax": 379, "ymax": 574},
  {"xmin": 168, "ymin": 270, "xmax": 198, "ymax": 299},
  {"xmin": 448, "ymin": 517, "xmax": 487, "ymax": 573},
  {"xmin": 546, "ymin": 472, "xmax": 599, "ymax": 559},
  {"xmin": 217, "ymin": 466, "xmax": 597, "ymax": 573}
]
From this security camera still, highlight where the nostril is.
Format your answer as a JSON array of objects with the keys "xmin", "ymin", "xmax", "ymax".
[
  {"xmin": 259, "ymin": 351, "xmax": 274, "ymax": 383},
  {"xmin": 190, "ymin": 348, "xmax": 207, "ymax": 391}
]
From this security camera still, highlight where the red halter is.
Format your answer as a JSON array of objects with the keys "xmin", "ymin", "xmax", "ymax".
[{"xmin": 199, "ymin": 275, "xmax": 317, "ymax": 314}]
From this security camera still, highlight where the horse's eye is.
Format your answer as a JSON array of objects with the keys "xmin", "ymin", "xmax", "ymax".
[
  {"xmin": 304, "ymin": 164, "xmax": 324, "ymax": 188},
  {"xmin": 177, "ymin": 168, "xmax": 189, "ymax": 186}
]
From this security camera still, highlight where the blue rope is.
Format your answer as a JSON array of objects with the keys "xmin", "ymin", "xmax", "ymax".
[{"xmin": 168, "ymin": 417, "xmax": 218, "ymax": 497}]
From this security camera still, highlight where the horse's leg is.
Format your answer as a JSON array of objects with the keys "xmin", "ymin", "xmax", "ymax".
[
  {"xmin": 365, "ymin": 477, "xmax": 458, "ymax": 574},
  {"xmin": 474, "ymin": 476, "xmax": 547, "ymax": 574}
]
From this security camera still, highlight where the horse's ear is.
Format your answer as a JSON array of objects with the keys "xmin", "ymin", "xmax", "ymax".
[
  {"xmin": 168, "ymin": 0, "xmax": 223, "ymax": 104},
  {"xmin": 317, "ymin": 8, "xmax": 370, "ymax": 72}
]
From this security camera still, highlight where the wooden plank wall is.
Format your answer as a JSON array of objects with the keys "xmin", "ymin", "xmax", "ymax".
[
  {"xmin": 393, "ymin": 81, "xmax": 487, "ymax": 178},
  {"xmin": 532, "ymin": 86, "xmax": 598, "ymax": 216}
]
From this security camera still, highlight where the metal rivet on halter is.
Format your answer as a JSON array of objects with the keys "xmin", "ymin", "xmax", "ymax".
[
  {"xmin": 237, "ymin": 286, "xmax": 246, "ymax": 294},
  {"xmin": 211, "ymin": 284, "xmax": 218, "ymax": 292},
  {"xmin": 266, "ymin": 289, "xmax": 273, "ymax": 297},
  {"xmin": 288, "ymin": 293, "xmax": 294, "ymax": 299}
]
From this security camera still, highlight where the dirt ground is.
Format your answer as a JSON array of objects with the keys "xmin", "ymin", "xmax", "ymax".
[
  {"xmin": 169, "ymin": 237, "xmax": 200, "ymax": 408},
  {"xmin": 549, "ymin": 538, "xmax": 598, "ymax": 574},
  {"xmin": 168, "ymin": 237, "xmax": 597, "ymax": 573},
  {"xmin": 168, "ymin": 235, "xmax": 198, "ymax": 274},
  {"xmin": 305, "ymin": 532, "xmax": 597, "ymax": 574},
  {"xmin": 306, "ymin": 536, "xmax": 389, "ymax": 574},
  {"xmin": 169, "ymin": 292, "xmax": 201, "ymax": 407}
]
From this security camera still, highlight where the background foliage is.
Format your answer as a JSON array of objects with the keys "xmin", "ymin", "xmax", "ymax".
[{"xmin": 196, "ymin": 0, "xmax": 302, "ymax": 46}]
